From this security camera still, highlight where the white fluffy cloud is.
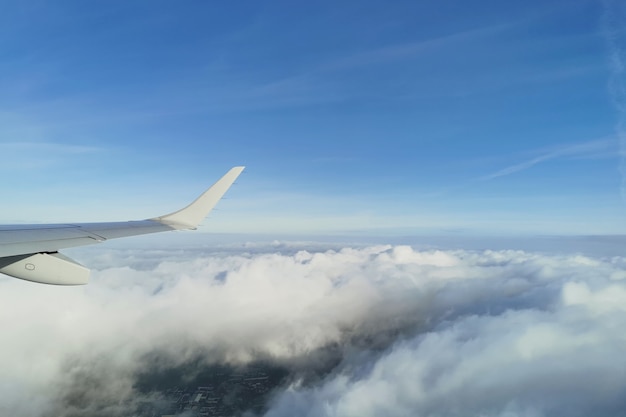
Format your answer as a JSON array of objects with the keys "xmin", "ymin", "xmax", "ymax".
[{"xmin": 0, "ymin": 242, "xmax": 624, "ymax": 416}]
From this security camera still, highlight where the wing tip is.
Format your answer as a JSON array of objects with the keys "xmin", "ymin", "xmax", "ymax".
[{"xmin": 151, "ymin": 166, "xmax": 245, "ymax": 229}]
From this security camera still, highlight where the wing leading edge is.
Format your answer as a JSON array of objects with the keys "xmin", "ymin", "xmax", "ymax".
[{"xmin": 0, "ymin": 166, "xmax": 245, "ymax": 285}]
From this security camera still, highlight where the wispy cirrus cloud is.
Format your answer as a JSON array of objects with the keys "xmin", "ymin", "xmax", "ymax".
[
  {"xmin": 602, "ymin": 0, "xmax": 626, "ymax": 201},
  {"xmin": 0, "ymin": 142, "xmax": 101, "ymax": 154},
  {"xmin": 0, "ymin": 141, "xmax": 104, "ymax": 173},
  {"xmin": 480, "ymin": 137, "xmax": 617, "ymax": 181}
]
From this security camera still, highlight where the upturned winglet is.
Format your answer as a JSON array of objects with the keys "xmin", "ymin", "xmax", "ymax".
[{"xmin": 151, "ymin": 166, "xmax": 245, "ymax": 229}]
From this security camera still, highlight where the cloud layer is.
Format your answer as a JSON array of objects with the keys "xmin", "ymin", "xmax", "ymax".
[{"xmin": 0, "ymin": 242, "xmax": 624, "ymax": 416}]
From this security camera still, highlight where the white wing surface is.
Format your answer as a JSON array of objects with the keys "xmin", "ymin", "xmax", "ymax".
[{"xmin": 0, "ymin": 166, "xmax": 245, "ymax": 285}]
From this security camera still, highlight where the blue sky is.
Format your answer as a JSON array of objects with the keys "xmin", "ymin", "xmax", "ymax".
[{"xmin": 0, "ymin": 0, "xmax": 625, "ymax": 235}]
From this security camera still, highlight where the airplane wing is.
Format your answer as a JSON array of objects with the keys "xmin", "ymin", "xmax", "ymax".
[{"xmin": 0, "ymin": 166, "xmax": 245, "ymax": 285}]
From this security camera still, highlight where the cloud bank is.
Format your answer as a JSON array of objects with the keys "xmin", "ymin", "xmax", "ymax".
[{"xmin": 0, "ymin": 242, "xmax": 624, "ymax": 416}]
